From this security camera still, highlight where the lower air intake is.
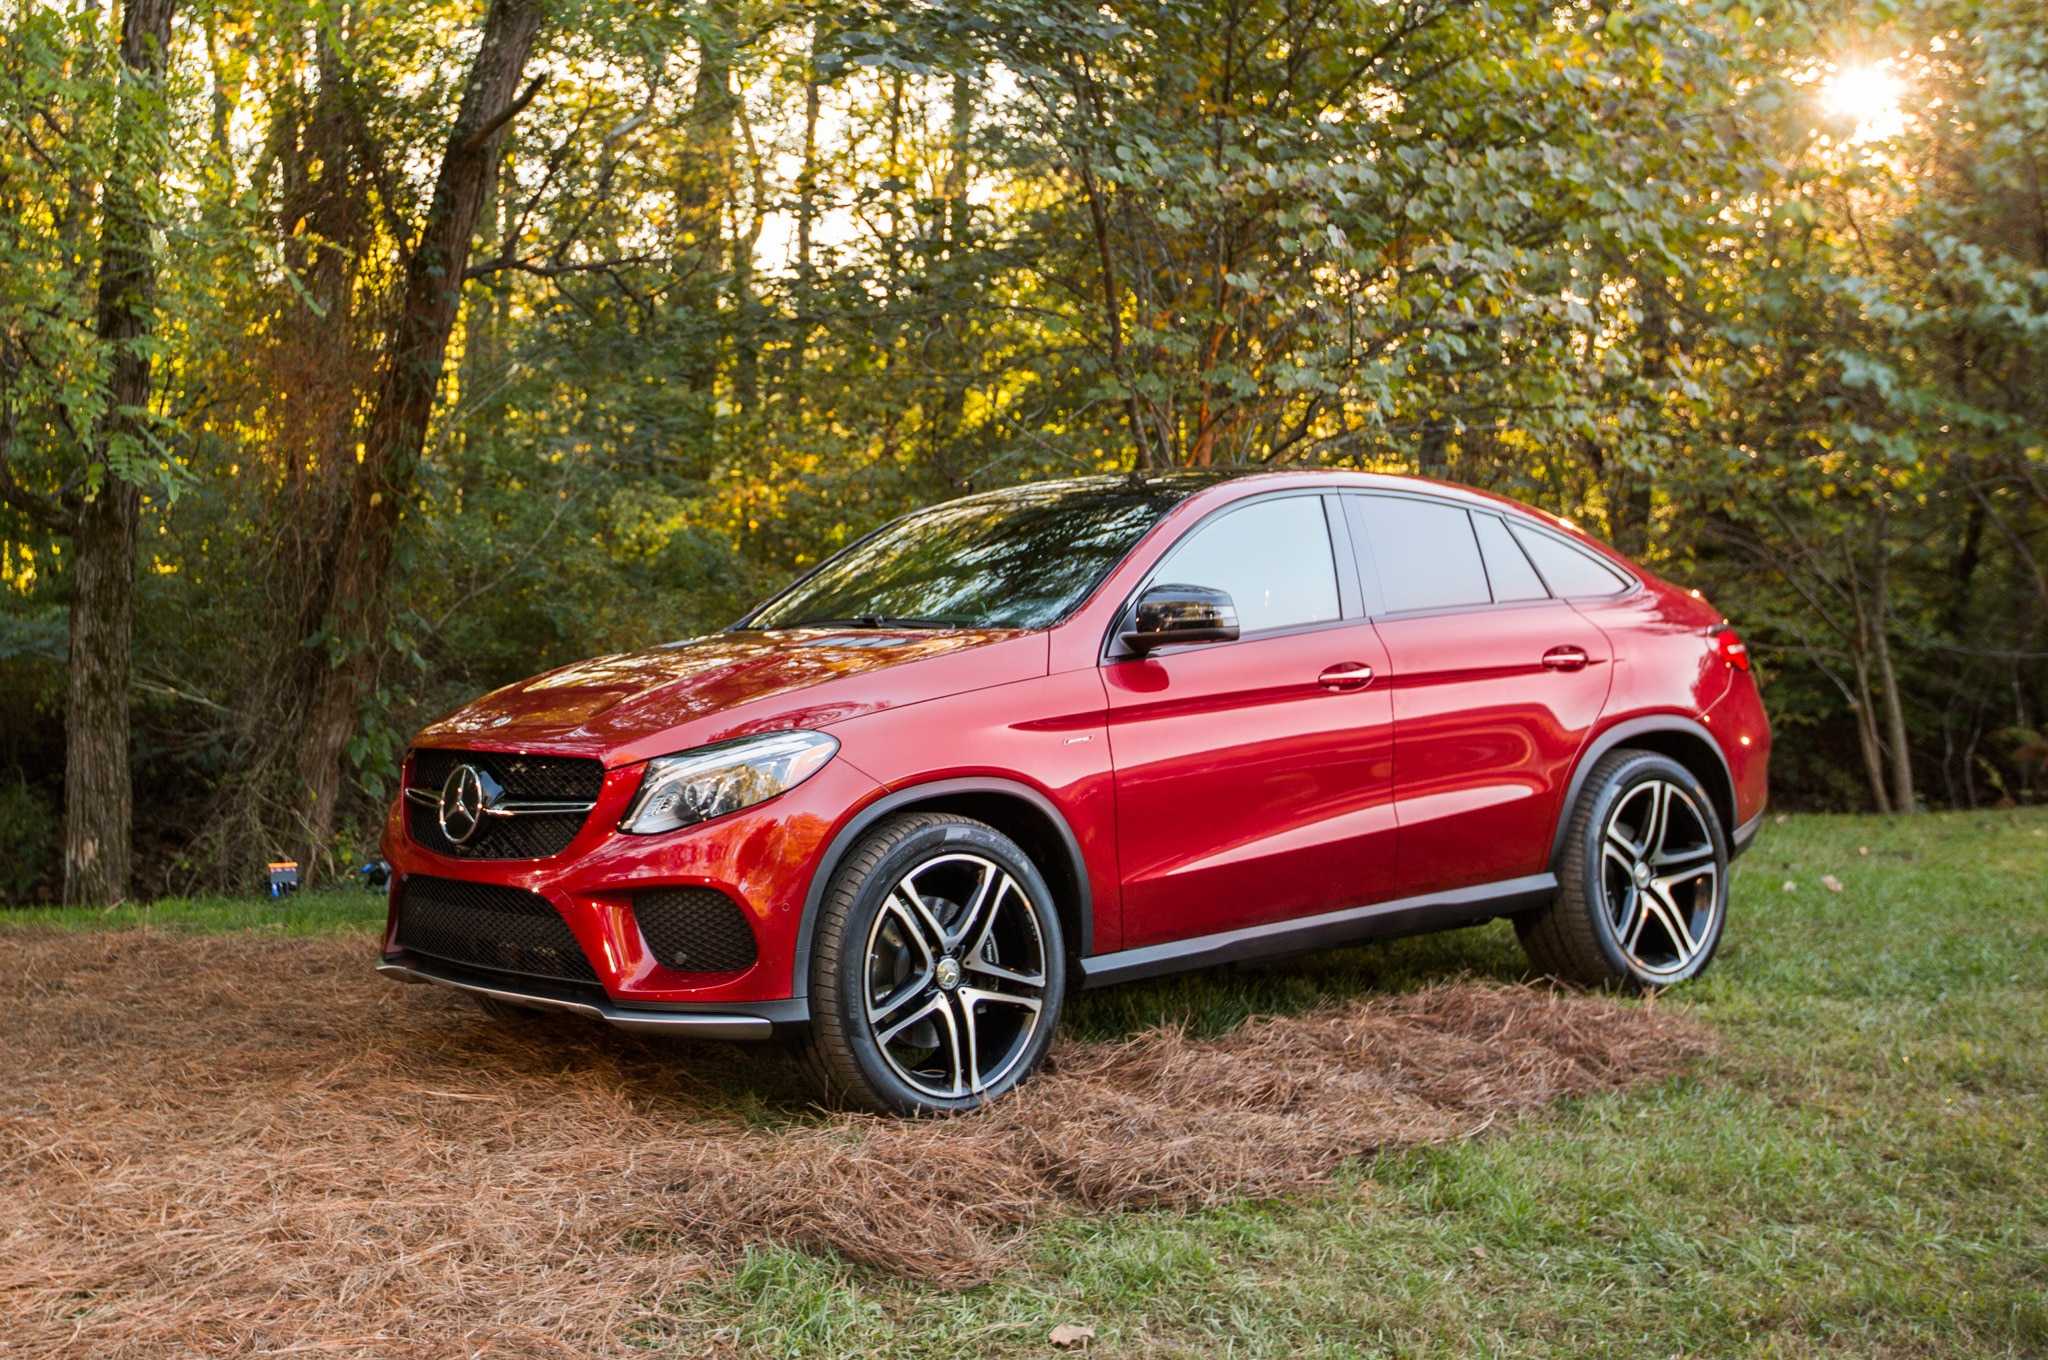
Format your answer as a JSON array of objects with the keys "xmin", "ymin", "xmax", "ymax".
[
  {"xmin": 395, "ymin": 875, "xmax": 598, "ymax": 985},
  {"xmin": 633, "ymin": 888, "xmax": 759, "ymax": 973}
]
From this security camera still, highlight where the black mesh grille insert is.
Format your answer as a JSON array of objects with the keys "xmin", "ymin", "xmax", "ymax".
[
  {"xmin": 394, "ymin": 875, "xmax": 599, "ymax": 984},
  {"xmin": 633, "ymin": 888, "xmax": 759, "ymax": 973},
  {"xmin": 406, "ymin": 748, "xmax": 605, "ymax": 860}
]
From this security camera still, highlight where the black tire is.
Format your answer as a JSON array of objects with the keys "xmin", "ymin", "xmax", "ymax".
[
  {"xmin": 794, "ymin": 813, "xmax": 1067, "ymax": 1114},
  {"xmin": 1517, "ymin": 748, "xmax": 1729, "ymax": 990}
]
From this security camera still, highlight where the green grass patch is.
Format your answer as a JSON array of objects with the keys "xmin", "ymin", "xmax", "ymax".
[{"xmin": 1, "ymin": 888, "xmax": 386, "ymax": 935}]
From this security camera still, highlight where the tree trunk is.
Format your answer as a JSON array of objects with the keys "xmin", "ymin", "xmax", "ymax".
[
  {"xmin": 676, "ymin": 3, "xmax": 734, "ymax": 415},
  {"xmin": 294, "ymin": 0, "xmax": 546, "ymax": 876},
  {"xmin": 731, "ymin": 101, "xmax": 764, "ymax": 415},
  {"xmin": 1844, "ymin": 548, "xmax": 1893, "ymax": 815},
  {"xmin": 789, "ymin": 33, "xmax": 819, "ymax": 402},
  {"xmin": 932, "ymin": 73, "xmax": 976, "ymax": 480},
  {"xmin": 64, "ymin": 481, "xmax": 141, "ymax": 905},
  {"xmin": 1869, "ymin": 527, "xmax": 1916, "ymax": 812},
  {"xmin": 61, "ymin": 0, "xmax": 176, "ymax": 906},
  {"xmin": 1850, "ymin": 669, "xmax": 1893, "ymax": 816},
  {"xmin": 1611, "ymin": 268, "xmax": 1673, "ymax": 558}
]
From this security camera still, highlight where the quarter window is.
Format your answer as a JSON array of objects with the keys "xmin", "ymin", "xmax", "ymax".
[
  {"xmin": 1473, "ymin": 513, "xmax": 1549, "ymax": 603},
  {"xmin": 1152, "ymin": 496, "xmax": 1340, "ymax": 633},
  {"xmin": 1356, "ymin": 496, "xmax": 1491, "ymax": 613},
  {"xmin": 1509, "ymin": 523, "xmax": 1631, "ymax": 597}
]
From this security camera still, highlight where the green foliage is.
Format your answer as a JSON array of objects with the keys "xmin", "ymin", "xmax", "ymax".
[
  {"xmin": 0, "ymin": 772, "xmax": 57, "ymax": 902},
  {"xmin": 2, "ymin": 0, "xmax": 2044, "ymax": 887}
]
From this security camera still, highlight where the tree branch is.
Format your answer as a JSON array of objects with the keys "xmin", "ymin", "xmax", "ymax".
[
  {"xmin": 461, "ymin": 252, "xmax": 659, "ymax": 281},
  {"xmin": 458, "ymin": 72, "xmax": 546, "ymax": 155}
]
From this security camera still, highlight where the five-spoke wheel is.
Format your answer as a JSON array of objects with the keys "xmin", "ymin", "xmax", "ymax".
[
  {"xmin": 863, "ymin": 853, "xmax": 1051, "ymax": 1100},
  {"xmin": 797, "ymin": 814, "xmax": 1066, "ymax": 1113},
  {"xmin": 1517, "ymin": 749, "xmax": 1729, "ymax": 989},
  {"xmin": 1597, "ymin": 778, "xmax": 1721, "ymax": 979}
]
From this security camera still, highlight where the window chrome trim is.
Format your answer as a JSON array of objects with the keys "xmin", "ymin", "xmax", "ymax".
[
  {"xmin": 1505, "ymin": 518, "xmax": 1637, "ymax": 600},
  {"xmin": 1343, "ymin": 489, "xmax": 1642, "ymax": 621}
]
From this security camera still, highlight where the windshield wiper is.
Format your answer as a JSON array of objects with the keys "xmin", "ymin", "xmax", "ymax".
[{"xmin": 783, "ymin": 614, "xmax": 973, "ymax": 630}]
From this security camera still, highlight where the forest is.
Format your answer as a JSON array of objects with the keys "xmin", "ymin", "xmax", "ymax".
[{"xmin": 2, "ymin": 0, "xmax": 2044, "ymax": 904}]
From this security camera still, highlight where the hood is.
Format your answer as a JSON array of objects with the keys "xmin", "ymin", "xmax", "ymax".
[{"xmin": 415, "ymin": 627, "xmax": 1043, "ymax": 764}]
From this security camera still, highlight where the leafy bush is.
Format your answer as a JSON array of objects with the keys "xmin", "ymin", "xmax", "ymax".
[{"xmin": 0, "ymin": 774, "xmax": 59, "ymax": 905}]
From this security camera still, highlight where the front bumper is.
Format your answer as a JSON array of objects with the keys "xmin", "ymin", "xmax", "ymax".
[
  {"xmin": 1731, "ymin": 803, "xmax": 1767, "ymax": 858},
  {"xmin": 376, "ymin": 954, "xmax": 803, "ymax": 1038},
  {"xmin": 377, "ymin": 753, "xmax": 883, "ymax": 1013}
]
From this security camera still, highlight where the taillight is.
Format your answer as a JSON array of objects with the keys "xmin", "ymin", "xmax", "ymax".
[{"xmin": 1713, "ymin": 627, "xmax": 1750, "ymax": 671}]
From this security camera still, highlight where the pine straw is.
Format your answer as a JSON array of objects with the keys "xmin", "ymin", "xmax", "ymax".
[{"xmin": 0, "ymin": 929, "xmax": 1712, "ymax": 1357}]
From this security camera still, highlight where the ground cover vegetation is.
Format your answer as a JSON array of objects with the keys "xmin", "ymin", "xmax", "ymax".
[{"xmin": 4, "ymin": 809, "xmax": 2042, "ymax": 1355}]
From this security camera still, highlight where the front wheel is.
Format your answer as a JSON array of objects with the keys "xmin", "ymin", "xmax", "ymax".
[
  {"xmin": 1517, "ymin": 749, "xmax": 1729, "ymax": 990},
  {"xmin": 794, "ymin": 813, "xmax": 1067, "ymax": 1114}
]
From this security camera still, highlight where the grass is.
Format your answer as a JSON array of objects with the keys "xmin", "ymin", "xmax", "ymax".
[
  {"xmin": 10, "ymin": 809, "xmax": 2047, "ymax": 1357},
  {"xmin": 1, "ymin": 886, "xmax": 387, "ymax": 935},
  {"xmin": 675, "ymin": 809, "xmax": 2048, "ymax": 1358}
]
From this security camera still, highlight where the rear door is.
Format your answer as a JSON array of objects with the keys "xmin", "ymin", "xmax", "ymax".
[
  {"xmin": 1346, "ymin": 494, "xmax": 1614, "ymax": 897},
  {"xmin": 1104, "ymin": 491, "xmax": 1398, "ymax": 947}
]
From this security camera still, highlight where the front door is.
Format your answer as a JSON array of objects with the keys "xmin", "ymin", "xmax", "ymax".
[{"xmin": 1104, "ymin": 493, "xmax": 1398, "ymax": 947}]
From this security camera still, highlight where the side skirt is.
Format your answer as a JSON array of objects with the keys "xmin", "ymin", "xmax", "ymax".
[{"xmin": 1078, "ymin": 873, "xmax": 1558, "ymax": 989}]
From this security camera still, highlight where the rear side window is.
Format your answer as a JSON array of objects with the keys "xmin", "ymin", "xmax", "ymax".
[
  {"xmin": 1472, "ymin": 513, "xmax": 1549, "ymax": 602},
  {"xmin": 1509, "ymin": 523, "xmax": 1631, "ymax": 597},
  {"xmin": 1153, "ymin": 495, "xmax": 1340, "ymax": 632},
  {"xmin": 1356, "ymin": 496, "xmax": 1491, "ymax": 612}
]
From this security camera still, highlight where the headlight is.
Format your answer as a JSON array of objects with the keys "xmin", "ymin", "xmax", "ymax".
[{"xmin": 619, "ymin": 730, "xmax": 840, "ymax": 834}]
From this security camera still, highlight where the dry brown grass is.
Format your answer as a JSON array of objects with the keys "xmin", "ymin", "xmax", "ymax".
[{"xmin": 0, "ymin": 930, "xmax": 1711, "ymax": 1357}]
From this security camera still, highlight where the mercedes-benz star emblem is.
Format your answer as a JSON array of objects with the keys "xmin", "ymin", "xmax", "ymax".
[{"xmin": 438, "ymin": 764, "xmax": 489, "ymax": 844}]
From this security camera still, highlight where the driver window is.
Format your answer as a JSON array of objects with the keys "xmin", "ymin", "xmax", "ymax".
[{"xmin": 1153, "ymin": 496, "xmax": 1340, "ymax": 633}]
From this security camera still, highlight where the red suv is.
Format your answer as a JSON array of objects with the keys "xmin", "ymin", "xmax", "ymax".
[{"xmin": 379, "ymin": 472, "xmax": 1769, "ymax": 1113}]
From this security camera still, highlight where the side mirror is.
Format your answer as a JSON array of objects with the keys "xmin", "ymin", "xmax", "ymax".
[{"xmin": 1120, "ymin": 583, "xmax": 1240, "ymax": 654}]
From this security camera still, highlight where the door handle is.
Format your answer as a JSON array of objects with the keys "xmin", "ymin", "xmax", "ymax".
[
  {"xmin": 1542, "ymin": 645, "xmax": 1590, "ymax": 672},
  {"xmin": 1318, "ymin": 662, "xmax": 1375, "ymax": 691}
]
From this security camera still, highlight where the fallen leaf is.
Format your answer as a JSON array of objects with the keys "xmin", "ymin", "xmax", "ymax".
[
  {"xmin": 1821, "ymin": 874, "xmax": 1844, "ymax": 893},
  {"xmin": 1050, "ymin": 1323, "xmax": 1096, "ymax": 1349}
]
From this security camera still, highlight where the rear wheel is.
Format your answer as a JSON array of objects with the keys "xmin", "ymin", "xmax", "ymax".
[
  {"xmin": 795, "ymin": 813, "xmax": 1066, "ymax": 1114},
  {"xmin": 1517, "ymin": 749, "xmax": 1728, "ymax": 989}
]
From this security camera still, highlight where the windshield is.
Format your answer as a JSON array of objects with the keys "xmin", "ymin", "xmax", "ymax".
[{"xmin": 745, "ymin": 480, "xmax": 1184, "ymax": 631}]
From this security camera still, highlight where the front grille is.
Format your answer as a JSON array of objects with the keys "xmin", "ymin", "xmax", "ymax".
[
  {"xmin": 633, "ymin": 888, "xmax": 759, "ymax": 973},
  {"xmin": 393, "ymin": 875, "xmax": 599, "ymax": 985},
  {"xmin": 406, "ymin": 748, "xmax": 605, "ymax": 859}
]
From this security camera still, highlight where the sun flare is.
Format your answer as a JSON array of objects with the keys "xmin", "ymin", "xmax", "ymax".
[{"xmin": 1820, "ymin": 62, "xmax": 1907, "ymax": 142}]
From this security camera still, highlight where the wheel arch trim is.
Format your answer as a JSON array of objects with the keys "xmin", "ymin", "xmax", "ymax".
[
  {"xmin": 790, "ymin": 776, "xmax": 1095, "ymax": 999},
  {"xmin": 1549, "ymin": 714, "xmax": 1738, "ymax": 868}
]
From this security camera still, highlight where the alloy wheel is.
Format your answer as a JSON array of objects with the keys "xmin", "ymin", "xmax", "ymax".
[
  {"xmin": 1599, "ymin": 779, "xmax": 1722, "ymax": 979},
  {"xmin": 861, "ymin": 852, "xmax": 1050, "ymax": 1101}
]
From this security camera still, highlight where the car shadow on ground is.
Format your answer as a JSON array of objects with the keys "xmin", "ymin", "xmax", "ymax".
[
  {"xmin": 1062, "ymin": 917, "xmax": 1535, "ymax": 1042},
  {"xmin": 445, "ymin": 916, "xmax": 1539, "ymax": 1117}
]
